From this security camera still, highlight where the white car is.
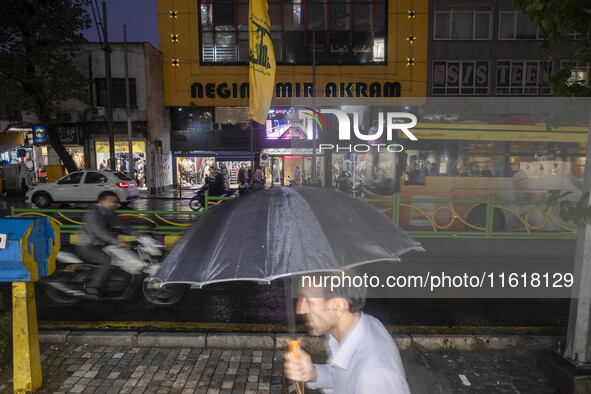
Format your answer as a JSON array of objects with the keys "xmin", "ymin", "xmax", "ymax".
[{"xmin": 26, "ymin": 170, "xmax": 139, "ymax": 208}]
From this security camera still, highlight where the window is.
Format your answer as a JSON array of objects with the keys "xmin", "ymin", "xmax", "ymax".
[
  {"xmin": 566, "ymin": 26, "xmax": 582, "ymax": 40},
  {"xmin": 561, "ymin": 60, "xmax": 591, "ymax": 87},
  {"xmin": 57, "ymin": 172, "xmax": 83, "ymax": 185},
  {"xmin": 199, "ymin": 0, "xmax": 387, "ymax": 65},
  {"xmin": 84, "ymin": 172, "xmax": 108, "ymax": 184},
  {"xmin": 432, "ymin": 61, "xmax": 489, "ymax": 95},
  {"xmin": 95, "ymin": 78, "xmax": 137, "ymax": 108},
  {"xmin": 113, "ymin": 172, "xmax": 133, "ymax": 181},
  {"xmin": 171, "ymin": 107, "xmax": 213, "ymax": 131},
  {"xmin": 434, "ymin": 5, "xmax": 492, "ymax": 40},
  {"xmin": 496, "ymin": 61, "xmax": 552, "ymax": 95},
  {"xmin": 499, "ymin": 6, "xmax": 546, "ymax": 40}
]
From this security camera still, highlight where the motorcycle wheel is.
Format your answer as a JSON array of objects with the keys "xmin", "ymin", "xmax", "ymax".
[
  {"xmin": 142, "ymin": 279, "xmax": 185, "ymax": 306},
  {"xmin": 44, "ymin": 284, "xmax": 82, "ymax": 306},
  {"xmin": 189, "ymin": 197, "xmax": 203, "ymax": 211}
]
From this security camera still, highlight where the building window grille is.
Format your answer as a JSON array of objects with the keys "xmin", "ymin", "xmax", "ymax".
[
  {"xmin": 498, "ymin": 5, "xmax": 546, "ymax": 40},
  {"xmin": 432, "ymin": 61, "xmax": 490, "ymax": 95},
  {"xmin": 434, "ymin": 5, "xmax": 492, "ymax": 40}
]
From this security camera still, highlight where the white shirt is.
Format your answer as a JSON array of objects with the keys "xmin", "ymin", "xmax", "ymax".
[{"xmin": 307, "ymin": 313, "xmax": 410, "ymax": 394}]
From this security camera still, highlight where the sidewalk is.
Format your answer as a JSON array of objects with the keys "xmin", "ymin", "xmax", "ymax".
[{"xmin": 1, "ymin": 332, "xmax": 561, "ymax": 393}]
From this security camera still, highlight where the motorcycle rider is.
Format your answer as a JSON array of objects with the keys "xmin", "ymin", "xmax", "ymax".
[{"xmin": 76, "ymin": 191, "xmax": 138, "ymax": 295}]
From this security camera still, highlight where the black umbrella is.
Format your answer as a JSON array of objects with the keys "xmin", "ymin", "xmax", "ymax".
[
  {"xmin": 155, "ymin": 187, "xmax": 422, "ymax": 286},
  {"xmin": 155, "ymin": 187, "xmax": 422, "ymax": 392}
]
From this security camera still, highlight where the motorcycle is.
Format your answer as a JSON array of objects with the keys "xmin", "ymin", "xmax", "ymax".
[
  {"xmin": 42, "ymin": 235, "xmax": 186, "ymax": 306},
  {"xmin": 335, "ymin": 171, "xmax": 365, "ymax": 198},
  {"xmin": 363, "ymin": 178, "xmax": 396, "ymax": 196},
  {"xmin": 189, "ymin": 173, "xmax": 235, "ymax": 211}
]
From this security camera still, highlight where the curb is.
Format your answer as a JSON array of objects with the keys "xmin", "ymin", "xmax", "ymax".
[{"xmin": 38, "ymin": 330, "xmax": 564, "ymax": 352}]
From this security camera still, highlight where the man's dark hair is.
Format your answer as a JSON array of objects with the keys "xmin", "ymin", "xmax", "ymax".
[
  {"xmin": 98, "ymin": 191, "xmax": 119, "ymax": 201},
  {"xmin": 298, "ymin": 271, "xmax": 367, "ymax": 313}
]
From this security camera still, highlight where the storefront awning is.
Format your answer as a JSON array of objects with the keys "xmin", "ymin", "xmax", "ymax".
[
  {"xmin": 0, "ymin": 144, "xmax": 22, "ymax": 155},
  {"xmin": 0, "ymin": 133, "xmax": 25, "ymax": 155}
]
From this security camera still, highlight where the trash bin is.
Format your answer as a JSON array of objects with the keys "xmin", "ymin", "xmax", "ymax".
[
  {"xmin": 0, "ymin": 216, "xmax": 59, "ymax": 282},
  {"xmin": 3, "ymin": 163, "xmax": 21, "ymax": 196}
]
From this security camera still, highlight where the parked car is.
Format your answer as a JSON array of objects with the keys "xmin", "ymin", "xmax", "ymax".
[{"xmin": 26, "ymin": 170, "xmax": 139, "ymax": 208}]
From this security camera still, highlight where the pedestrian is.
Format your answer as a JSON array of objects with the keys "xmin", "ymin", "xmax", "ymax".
[
  {"xmin": 294, "ymin": 166, "xmax": 301, "ymax": 186},
  {"xmin": 19, "ymin": 159, "xmax": 32, "ymax": 195},
  {"xmin": 284, "ymin": 272, "xmax": 410, "ymax": 393},
  {"xmin": 253, "ymin": 168, "xmax": 264, "ymax": 191}
]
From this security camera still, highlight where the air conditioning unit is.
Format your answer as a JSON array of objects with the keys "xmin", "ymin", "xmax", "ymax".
[
  {"xmin": 92, "ymin": 106, "xmax": 106, "ymax": 117},
  {"xmin": 211, "ymin": 122, "xmax": 223, "ymax": 130}
]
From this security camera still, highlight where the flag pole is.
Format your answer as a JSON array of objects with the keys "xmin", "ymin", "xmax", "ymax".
[
  {"xmin": 312, "ymin": 29, "xmax": 317, "ymax": 186},
  {"xmin": 250, "ymin": 120, "xmax": 254, "ymax": 191}
]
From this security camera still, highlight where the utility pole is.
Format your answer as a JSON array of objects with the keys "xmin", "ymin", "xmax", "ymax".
[
  {"xmin": 124, "ymin": 25, "xmax": 133, "ymax": 177},
  {"xmin": 102, "ymin": 1, "xmax": 116, "ymax": 170},
  {"xmin": 565, "ymin": 111, "xmax": 591, "ymax": 364},
  {"xmin": 311, "ymin": 29, "xmax": 317, "ymax": 186}
]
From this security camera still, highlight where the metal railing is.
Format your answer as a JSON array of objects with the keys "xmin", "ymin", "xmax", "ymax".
[
  {"xmin": 10, "ymin": 191, "xmax": 234, "ymax": 236},
  {"xmin": 11, "ymin": 191, "xmax": 578, "ymax": 240},
  {"xmin": 364, "ymin": 194, "xmax": 577, "ymax": 240}
]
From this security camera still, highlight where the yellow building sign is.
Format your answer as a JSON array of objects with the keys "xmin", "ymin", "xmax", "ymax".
[
  {"xmin": 95, "ymin": 141, "xmax": 146, "ymax": 154},
  {"xmin": 157, "ymin": 0, "xmax": 428, "ymax": 107}
]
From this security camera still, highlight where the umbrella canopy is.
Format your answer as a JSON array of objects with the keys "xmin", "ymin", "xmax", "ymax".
[{"xmin": 155, "ymin": 187, "xmax": 422, "ymax": 287}]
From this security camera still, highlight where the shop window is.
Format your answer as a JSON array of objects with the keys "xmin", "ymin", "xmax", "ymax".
[
  {"xmin": 284, "ymin": 0, "xmax": 304, "ymax": 30},
  {"xmin": 373, "ymin": 37, "xmax": 385, "ymax": 62},
  {"xmin": 434, "ymin": 5, "xmax": 492, "ymax": 40},
  {"xmin": 199, "ymin": 0, "xmax": 386, "ymax": 65},
  {"xmin": 496, "ymin": 61, "xmax": 551, "ymax": 95},
  {"xmin": 432, "ymin": 61, "xmax": 489, "ymax": 95},
  {"xmin": 171, "ymin": 107, "xmax": 213, "ymax": 131},
  {"xmin": 95, "ymin": 78, "xmax": 137, "ymax": 108},
  {"xmin": 84, "ymin": 172, "xmax": 108, "ymax": 184},
  {"xmin": 499, "ymin": 6, "xmax": 546, "ymax": 40},
  {"xmin": 329, "ymin": 2, "xmax": 349, "ymax": 31}
]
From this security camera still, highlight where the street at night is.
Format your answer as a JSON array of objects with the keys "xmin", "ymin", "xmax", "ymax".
[{"xmin": 2, "ymin": 0, "xmax": 591, "ymax": 393}]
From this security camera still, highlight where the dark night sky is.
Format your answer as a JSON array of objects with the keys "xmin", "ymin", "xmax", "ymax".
[{"xmin": 81, "ymin": 0, "xmax": 159, "ymax": 49}]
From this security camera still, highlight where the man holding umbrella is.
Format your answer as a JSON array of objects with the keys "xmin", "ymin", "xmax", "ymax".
[{"xmin": 284, "ymin": 272, "xmax": 410, "ymax": 393}]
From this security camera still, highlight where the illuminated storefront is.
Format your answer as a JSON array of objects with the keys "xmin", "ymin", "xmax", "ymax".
[
  {"xmin": 158, "ymin": 0, "xmax": 427, "ymax": 187},
  {"xmin": 95, "ymin": 141, "xmax": 147, "ymax": 188}
]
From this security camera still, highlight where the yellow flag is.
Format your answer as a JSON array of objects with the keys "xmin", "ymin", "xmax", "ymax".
[{"xmin": 248, "ymin": 0, "xmax": 276, "ymax": 125}]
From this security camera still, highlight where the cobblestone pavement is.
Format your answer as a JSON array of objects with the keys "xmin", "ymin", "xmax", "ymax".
[
  {"xmin": 37, "ymin": 345, "xmax": 296, "ymax": 394},
  {"xmin": 0, "ymin": 342, "xmax": 560, "ymax": 394}
]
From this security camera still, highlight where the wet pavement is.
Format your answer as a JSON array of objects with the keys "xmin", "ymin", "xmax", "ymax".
[
  {"xmin": 0, "ymin": 192, "xmax": 574, "ymax": 330},
  {"xmin": 0, "ymin": 336, "xmax": 560, "ymax": 393}
]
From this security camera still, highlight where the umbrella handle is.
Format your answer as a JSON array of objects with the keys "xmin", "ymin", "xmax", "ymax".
[
  {"xmin": 288, "ymin": 340, "xmax": 305, "ymax": 394},
  {"xmin": 288, "ymin": 339, "xmax": 302, "ymax": 360}
]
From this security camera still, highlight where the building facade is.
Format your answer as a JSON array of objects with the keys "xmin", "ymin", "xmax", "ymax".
[
  {"xmin": 2, "ymin": 42, "xmax": 173, "ymax": 194},
  {"xmin": 427, "ymin": 0, "xmax": 588, "ymax": 97},
  {"xmin": 157, "ymin": 0, "xmax": 428, "ymax": 188}
]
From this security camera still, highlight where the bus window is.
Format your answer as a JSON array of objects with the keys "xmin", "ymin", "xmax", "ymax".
[{"xmin": 403, "ymin": 149, "xmax": 451, "ymax": 185}]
